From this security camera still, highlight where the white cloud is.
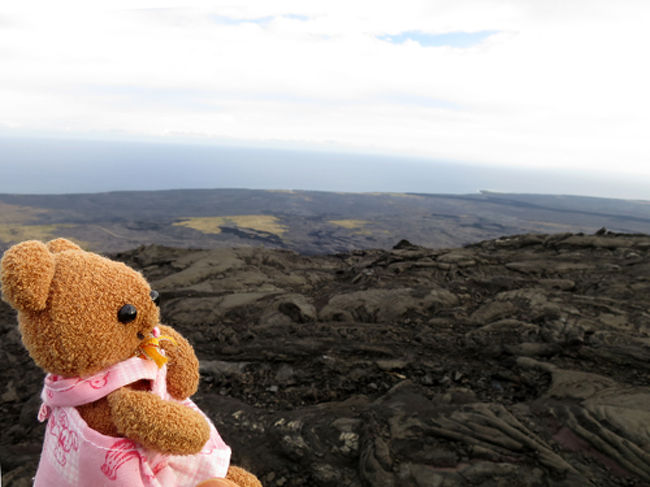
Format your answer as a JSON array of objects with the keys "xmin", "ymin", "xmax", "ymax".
[{"xmin": 1, "ymin": 0, "xmax": 650, "ymax": 182}]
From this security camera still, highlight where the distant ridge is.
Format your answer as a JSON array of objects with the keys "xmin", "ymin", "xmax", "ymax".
[
  {"xmin": 416, "ymin": 191, "xmax": 650, "ymax": 223},
  {"xmin": 0, "ymin": 189, "xmax": 648, "ymax": 254}
]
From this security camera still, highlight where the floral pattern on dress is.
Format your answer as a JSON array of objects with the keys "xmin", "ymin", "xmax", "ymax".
[{"xmin": 49, "ymin": 411, "xmax": 79, "ymax": 466}]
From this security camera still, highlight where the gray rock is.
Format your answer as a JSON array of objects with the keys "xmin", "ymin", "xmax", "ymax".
[
  {"xmin": 276, "ymin": 294, "xmax": 317, "ymax": 323},
  {"xmin": 3, "ymin": 232, "xmax": 649, "ymax": 487}
]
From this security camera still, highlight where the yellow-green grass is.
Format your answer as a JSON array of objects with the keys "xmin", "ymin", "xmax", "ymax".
[
  {"xmin": 328, "ymin": 219, "xmax": 370, "ymax": 230},
  {"xmin": 0, "ymin": 224, "xmax": 76, "ymax": 243},
  {"xmin": 0, "ymin": 202, "xmax": 50, "ymax": 224},
  {"xmin": 174, "ymin": 215, "xmax": 287, "ymax": 236},
  {"xmin": 529, "ymin": 221, "xmax": 577, "ymax": 231}
]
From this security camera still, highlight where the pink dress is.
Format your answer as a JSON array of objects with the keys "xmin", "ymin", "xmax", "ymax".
[{"xmin": 34, "ymin": 349, "xmax": 231, "ymax": 486}]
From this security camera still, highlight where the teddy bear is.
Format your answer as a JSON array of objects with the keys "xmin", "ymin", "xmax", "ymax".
[{"xmin": 0, "ymin": 238, "xmax": 262, "ymax": 487}]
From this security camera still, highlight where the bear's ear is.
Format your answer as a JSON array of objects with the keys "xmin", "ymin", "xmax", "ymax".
[
  {"xmin": 46, "ymin": 238, "xmax": 82, "ymax": 253},
  {"xmin": 0, "ymin": 240, "xmax": 56, "ymax": 312}
]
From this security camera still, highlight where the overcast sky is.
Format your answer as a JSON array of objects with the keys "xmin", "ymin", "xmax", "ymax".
[{"xmin": 1, "ymin": 1, "xmax": 649, "ymax": 192}]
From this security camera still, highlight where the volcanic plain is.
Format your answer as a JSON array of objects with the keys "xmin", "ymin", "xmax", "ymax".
[{"xmin": 1, "ymin": 231, "xmax": 649, "ymax": 486}]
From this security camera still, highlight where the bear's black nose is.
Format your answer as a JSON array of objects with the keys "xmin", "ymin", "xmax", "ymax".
[{"xmin": 150, "ymin": 290, "xmax": 160, "ymax": 306}]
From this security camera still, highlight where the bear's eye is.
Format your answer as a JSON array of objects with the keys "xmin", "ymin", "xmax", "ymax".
[
  {"xmin": 150, "ymin": 290, "xmax": 160, "ymax": 307},
  {"xmin": 118, "ymin": 304, "xmax": 137, "ymax": 324}
]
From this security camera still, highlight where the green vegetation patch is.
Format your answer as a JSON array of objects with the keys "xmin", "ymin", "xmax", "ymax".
[
  {"xmin": 0, "ymin": 202, "xmax": 50, "ymax": 224},
  {"xmin": 174, "ymin": 215, "xmax": 287, "ymax": 236},
  {"xmin": 0, "ymin": 224, "xmax": 76, "ymax": 243},
  {"xmin": 530, "ymin": 221, "xmax": 577, "ymax": 231},
  {"xmin": 328, "ymin": 219, "xmax": 371, "ymax": 230}
]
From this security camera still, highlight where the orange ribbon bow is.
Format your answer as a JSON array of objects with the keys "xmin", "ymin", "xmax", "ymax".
[{"xmin": 136, "ymin": 334, "xmax": 178, "ymax": 368}]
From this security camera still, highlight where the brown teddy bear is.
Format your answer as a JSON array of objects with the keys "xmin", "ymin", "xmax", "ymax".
[{"xmin": 0, "ymin": 238, "xmax": 262, "ymax": 487}]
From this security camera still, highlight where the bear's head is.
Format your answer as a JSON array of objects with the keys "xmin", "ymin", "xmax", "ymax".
[{"xmin": 0, "ymin": 238, "xmax": 160, "ymax": 377}]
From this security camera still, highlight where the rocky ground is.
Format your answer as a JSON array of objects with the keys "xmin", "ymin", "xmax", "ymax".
[{"xmin": 1, "ymin": 231, "xmax": 649, "ymax": 486}]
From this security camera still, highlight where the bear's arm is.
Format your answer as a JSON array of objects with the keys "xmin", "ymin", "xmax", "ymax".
[
  {"xmin": 157, "ymin": 324, "xmax": 200, "ymax": 400},
  {"xmin": 107, "ymin": 388, "xmax": 210, "ymax": 455}
]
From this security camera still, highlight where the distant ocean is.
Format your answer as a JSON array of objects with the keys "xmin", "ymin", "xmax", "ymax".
[{"xmin": 0, "ymin": 137, "xmax": 646, "ymax": 199}]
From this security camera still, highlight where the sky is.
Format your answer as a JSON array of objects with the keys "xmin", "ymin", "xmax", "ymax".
[{"xmin": 1, "ymin": 1, "xmax": 649, "ymax": 197}]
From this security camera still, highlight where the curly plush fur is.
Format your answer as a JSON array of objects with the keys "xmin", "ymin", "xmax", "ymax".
[{"xmin": 0, "ymin": 238, "xmax": 261, "ymax": 487}]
